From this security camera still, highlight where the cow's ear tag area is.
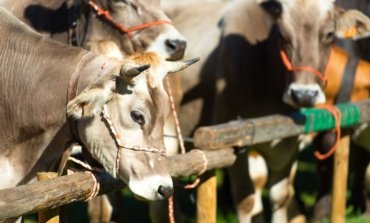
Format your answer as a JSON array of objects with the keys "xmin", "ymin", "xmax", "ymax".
[{"xmin": 336, "ymin": 9, "xmax": 370, "ymax": 40}]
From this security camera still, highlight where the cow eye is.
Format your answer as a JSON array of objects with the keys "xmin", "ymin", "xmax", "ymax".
[
  {"xmin": 323, "ymin": 31, "xmax": 335, "ymax": 43},
  {"xmin": 130, "ymin": 111, "xmax": 145, "ymax": 126}
]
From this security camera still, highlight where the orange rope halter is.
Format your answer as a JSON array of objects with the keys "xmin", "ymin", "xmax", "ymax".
[
  {"xmin": 88, "ymin": 1, "xmax": 172, "ymax": 38},
  {"xmin": 280, "ymin": 50, "xmax": 341, "ymax": 160},
  {"xmin": 314, "ymin": 104, "xmax": 342, "ymax": 160},
  {"xmin": 280, "ymin": 50, "xmax": 328, "ymax": 86}
]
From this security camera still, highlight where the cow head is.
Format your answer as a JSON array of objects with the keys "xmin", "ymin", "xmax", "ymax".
[
  {"xmin": 260, "ymin": 0, "xmax": 370, "ymax": 107},
  {"xmin": 67, "ymin": 52, "xmax": 198, "ymax": 200},
  {"xmin": 84, "ymin": 0, "xmax": 186, "ymax": 61}
]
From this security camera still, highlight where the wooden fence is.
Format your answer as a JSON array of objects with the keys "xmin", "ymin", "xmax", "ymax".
[{"xmin": 1, "ymin": 100, "xmax": 369, "ymax": 222}]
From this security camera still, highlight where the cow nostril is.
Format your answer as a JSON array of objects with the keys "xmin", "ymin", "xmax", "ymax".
[
  {"xmin": 290, "ymin": 89, "xmax": 319, "ymax": 107},
  {"xmin": 157, "ymin": 185, "xmax": 174, "ymax": 198},
  {"xmin": 165, "ymin": 39, "xmax": 177, "ymax": 52},
  {"xmin": 290, "ymin": 89, "xmax": 301, "ymax": 103},
  {"xmin": 165, "ymin": 39, "xmax": 187, "ymax": 61},
  {"xmin": 307, "ymin": 90, "xmax": 319, "ymax": 98}
]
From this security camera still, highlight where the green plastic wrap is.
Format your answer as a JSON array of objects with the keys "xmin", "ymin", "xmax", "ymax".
[{"xmin": 301, "ymin": 103, "xmax": 361, "ymax": 133}]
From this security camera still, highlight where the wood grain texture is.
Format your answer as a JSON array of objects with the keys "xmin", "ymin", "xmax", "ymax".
[
  {"xmin": 331, "ymin": 136, "xmax": 350, "ymax": 223},
  {"xmin": 196, "ymin": 171, "xmax": 217, "ymax": 223},
  {"xmin": 37, "ymin": 172, "xmax": 60, "ymax": 223},
  {"xmin": 194, "ymin": 100, "xmax": 370, "ymax": 149},
  {"xmin": 0, "ymin": 148, "xmax": 236, "ymax": 220}
]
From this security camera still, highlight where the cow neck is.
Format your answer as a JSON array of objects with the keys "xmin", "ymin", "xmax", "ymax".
[{"xmin": 67, "ymin": 51, "xmax": 96, "ymax": 143}]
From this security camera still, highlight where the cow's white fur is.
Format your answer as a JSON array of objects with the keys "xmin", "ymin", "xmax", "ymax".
[
  {"xmin": 270, "ymin": 178, "xmax": 291, "ymax": 223},
  {"xmin": 248, "ymin": 154, "xmax": 268, "ymax": 218},
  {"xmin": 283, "ymin": 83, "xmax": 326, "ymax": 107},
  {"xmin": 163, "ymin": 115, "xmax": 179, "ymax": 156},
  {"xmin": 128, "ymin": 175, "xmax": 173, "ymax": 200},
  {"xmin": 281, "ymin": 0, "xmax": 334, "ymax": 16},
  {"xmin": 0, "ymin": 157, "xmax": 22, "ymax": 189},
  {"xmin": 317, "ymin": 0, "xmax": 335, "ymax": 17}
]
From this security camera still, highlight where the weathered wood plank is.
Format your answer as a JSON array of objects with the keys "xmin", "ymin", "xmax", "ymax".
[
  {"xmin": 37, "ymin": 172, "xmax": 60, "ymax": 223},
  {"xmin": 331, "ymin": 136, "xmax": 350, "ymax": 223},
  {"xmin": 197, "ymin": 171, "xmax": 217, "ymax": 223},
  {"xmin": 194, "ymin": 100, "xmax": 370, "ymax": 149},
  {"xmin": 0, "ymin": 148, "xmax": 236, "ymax": 220}
]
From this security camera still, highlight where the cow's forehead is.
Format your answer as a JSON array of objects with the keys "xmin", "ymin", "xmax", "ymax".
[{"xmin": 282, "ymin": 0, "xmax": 335, "ymax": 20}]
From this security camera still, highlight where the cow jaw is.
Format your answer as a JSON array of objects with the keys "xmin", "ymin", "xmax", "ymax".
[
  {"xmin": 118, "ymin": 150, "xmax": 174, "ymax": 201},
  {"xmin": 129, "ymin": 176, "xmax": 173, "ymax": 200}
]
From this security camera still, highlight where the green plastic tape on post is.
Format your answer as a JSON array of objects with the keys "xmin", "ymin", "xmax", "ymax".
[{"xmin": 301, "ymin": 103, "xmax": 361, "ymax": 133}]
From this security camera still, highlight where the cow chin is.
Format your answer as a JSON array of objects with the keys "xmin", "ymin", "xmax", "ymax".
[
  {"xmin": 127, "ymin": 175, "xmax": 174, "ymax": 201},
  {"xmin": 146, "ymin": 26, "xmax": 187, "ymax": 61},
  {"xmin": 283, "ymin": 83, "xmax": 326, "ymax": 108}
]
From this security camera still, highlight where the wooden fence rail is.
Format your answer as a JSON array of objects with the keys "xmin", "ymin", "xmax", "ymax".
[
  {"xmin": 194, "ymin": 100, "xmax": 370, "ymax": 149},
  {"xmin": 193, "ymin": 100, "xmax": 370, "ymax": 223},
  {"xmin": 1, "ymin": 100, "xmax": 369, "ymax": 221},
  {"xmin": 0, "ymin": 148, "xmax": 236, "ymax": 220}
]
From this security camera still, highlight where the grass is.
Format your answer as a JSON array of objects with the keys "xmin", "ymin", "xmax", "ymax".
[{"xmin": 23, "ymin": 146, "xmax": 369, "ymax": 222}]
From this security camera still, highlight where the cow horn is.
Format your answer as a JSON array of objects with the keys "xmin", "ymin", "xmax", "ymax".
[
  {"xmin": 166, "ymin": 57, "xmax": 200, "ymax": 74},
  {"xmin": 121, "ymin": 64, "xmax": 151, "ymax": 79}
]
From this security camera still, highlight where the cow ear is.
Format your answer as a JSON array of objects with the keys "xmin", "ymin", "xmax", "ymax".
[
  {"xmin": 67, "ymin": 79, "xmax": 116, "ymax": 119},
  {"xmin": 335, "ymin": 9, "xmax": 370, "ymax": 40},
  {"xmin": 259, "ymin": 0, "xmax": 283, "ymax": 19}
]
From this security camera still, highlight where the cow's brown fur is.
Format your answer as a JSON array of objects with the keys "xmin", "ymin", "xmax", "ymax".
[
  {"xmin": 0, "ymin": 7, "xmax": 173, "ymax": 202},
  {"xmin": 0, "ymin": 0, "xmax": 185, "ymax": 60}
]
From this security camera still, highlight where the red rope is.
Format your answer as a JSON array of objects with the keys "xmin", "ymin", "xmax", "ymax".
[
  {"xmin": 279, "ymin": 50, "xmax": 341, "ymax": 160},
  {"xmin": 168, "ymin": 196, "xmax": 175, "ymax": 223},
  {"xmin": 314, "ymin": 104, "xmax": 342, "ymax": 160},
  {"xmin": 88, "ymin": 1, "xmax": 172, "ymax": 38},
  {"xmin": 280, "ymin": 50, "xmax": 328, "ymax": 86}
]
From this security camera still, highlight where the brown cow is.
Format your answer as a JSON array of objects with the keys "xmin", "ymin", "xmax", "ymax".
[
  {"xmin": 0, "ymin": 1, "xmax": 188, "ymax": 221},
  {"xmin": 0, "ymin": 0, "xmax": 186, "ymax": 61},
  {"xmin": 163, "ymin": 0, "xmax": 370, "ymax": 222},
  {"xmin": 0, "ymin": 7, "xmax": 198, "ymax": 222}
]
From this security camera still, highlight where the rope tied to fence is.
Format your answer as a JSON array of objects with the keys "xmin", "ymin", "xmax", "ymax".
[
  {"xmin": 183, "ymin": 149, "xmax": 209, "ymax": 189},
  {"xmin": 164, "ymin": 78, "xmax": 209, "ymax": 223},
  {"xmin": 84, "ymin": 171, "xmax": 100, "ymax": 201},
  {"xmin": 314, "ymin": 104, "xmax": 342, "ymax": 160}
]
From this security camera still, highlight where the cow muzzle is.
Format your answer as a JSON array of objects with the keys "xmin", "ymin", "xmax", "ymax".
[
  {"xmin": 165, "ymin": 39, "xmax": 187, "ymax": 61},
  {"xmin": 147, "ymin": 26, "xmax": 187, "ymax": 61},
  {"xmin": 128, "ymin": 175, "xmax": 174, "ymax": 200},
  {"xmin": 283, "ymin": 83, "xmax": 326, "ymax": 108}
]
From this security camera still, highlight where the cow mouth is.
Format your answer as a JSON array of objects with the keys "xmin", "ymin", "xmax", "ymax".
[
  {"xmin": 128, "ymin": 175, "xmax": 174, "ymax": 201},
  {"xmin": 283, "ymin": 83, "xmax": 326, "ymax": 108}
]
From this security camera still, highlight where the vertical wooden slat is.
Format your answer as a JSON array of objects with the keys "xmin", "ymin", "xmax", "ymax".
[
  {"xmin": 196, "ymin": 170, "xmax": 217, "ymax": 223},
  {"xmin": 37, "ymin": 172, "xmax": 60, "ymax": 223},
  {"xmin": 331, "ymin": 136, "xmax": 350, "ymax": 223}
]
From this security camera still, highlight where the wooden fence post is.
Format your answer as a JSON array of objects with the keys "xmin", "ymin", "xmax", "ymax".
[
  {"xmin": 37, "ymin": 172, "xmax": 59, "ymax": 223},
  {"xmin": 196, "ymin": 170, "xmax": 217, "ymax": 223},
  {"xmin": 331, "ymin": 136, "xmax": 350, "ymax": 223}
]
